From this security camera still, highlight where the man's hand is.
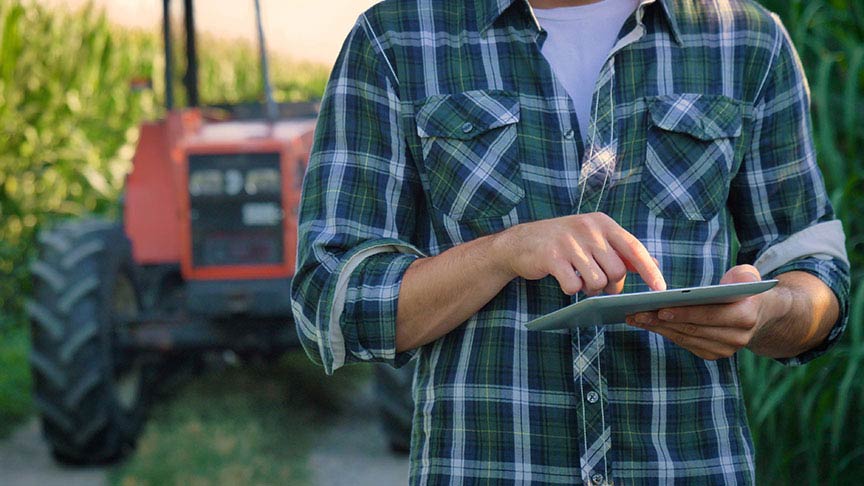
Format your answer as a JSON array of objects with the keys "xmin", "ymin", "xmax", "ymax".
[
  {"xmin": 396, "ymin": 212, "xmax": 665, "ymax": 351},
  {"xmin": 626, "ymin": 265, "xmax": 792, "ymax": 360},
  {"xmin": 492, "ymin": 212, "xmax": 667, "ymax": 296}
]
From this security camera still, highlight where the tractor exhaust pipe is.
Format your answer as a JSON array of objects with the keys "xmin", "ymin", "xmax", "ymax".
[
  {"xmin": 163, "ymin": 0, "xmax": 173, "ymax": 110},
  {"xmin": 254, "ymin": 0, "xmax": 278, "ymax": 122}
]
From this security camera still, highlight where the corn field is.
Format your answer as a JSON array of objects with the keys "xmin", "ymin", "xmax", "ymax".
[{"xmin": 0, "ymin": 0, "xmax": 861, "ymax": 483}]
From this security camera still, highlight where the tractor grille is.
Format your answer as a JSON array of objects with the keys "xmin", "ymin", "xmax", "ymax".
[{"xmin": 188, "ymin": 152, "xmax": 283, "ymax": 267}]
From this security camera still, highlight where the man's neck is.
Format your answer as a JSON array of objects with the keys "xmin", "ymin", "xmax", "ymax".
[{"xmin": 529, "ymin": 0, "xmax": 605, "ymax": 8}]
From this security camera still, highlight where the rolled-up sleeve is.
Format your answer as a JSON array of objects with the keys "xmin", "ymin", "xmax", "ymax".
[
  {"xmin": 729, "ymin": 14, "xmax": 850, "ymax": 366},
  {"xmin": 290, "ymin": 15, "xmax": 425, "ymax": 374}
]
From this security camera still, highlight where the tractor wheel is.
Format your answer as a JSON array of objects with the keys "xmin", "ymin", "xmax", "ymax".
[
  {"xmin": 374, "ymin": 363, "xmax": 415, "ymax": 454},
  {"xmin": 27, "ymin": 219, "xmax": 147, "ymax": 464}
]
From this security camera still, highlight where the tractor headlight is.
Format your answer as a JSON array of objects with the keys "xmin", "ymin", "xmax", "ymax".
[
  {"xmin": 245, "ymin": 168, "xmax": 281, "ymax": 195},
  {"xmin": 189, "ymin": 169, "xmax": 223, "ymax": 196}
]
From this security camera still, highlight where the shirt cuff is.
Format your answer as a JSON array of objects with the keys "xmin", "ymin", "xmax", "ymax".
[
  {"xmin": 328, "ymin": 238, "xmax": 426, "ymax": 371},
  {"xmin": 753, "ymin": 220, "xmax": 848, "ymax": 275},
  {"xmin": 764, "ymin": 256, "xmax": 850, "ymax": 366}
]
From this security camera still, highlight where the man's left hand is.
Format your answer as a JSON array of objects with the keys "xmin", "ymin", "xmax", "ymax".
[{"xmin": 626, "ymin": 265, "xmax": 786, "ymax": 361}]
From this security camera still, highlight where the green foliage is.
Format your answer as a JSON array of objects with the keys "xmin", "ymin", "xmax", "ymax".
[
  {"xmin": 740, "ymin": 1, "xmax": 864, "ymax": 484},
  {"xmin": 190, "ymin": 34, "xmax": 328, "ymax": 106},
  {"xmin": 0, "ymin": 326, "xmax": 30, "ymax": 436},
  {"xmin": 0, "ymin": 1, "xmax": 155, "ymax": 325}
]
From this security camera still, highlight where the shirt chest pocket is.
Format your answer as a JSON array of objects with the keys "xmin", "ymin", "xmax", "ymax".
[
  {"xmin": 415, "ymin": 90, "xmax": 524, "ymax": 222},
  {"xmin": 640, "ymin": 94, "xmax": 744, "ymax": 222}
]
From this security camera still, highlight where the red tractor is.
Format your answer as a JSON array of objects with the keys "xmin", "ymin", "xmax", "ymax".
[{"xmin": 26, "ymin": 0, "xmax": 412, "ymax": 463}]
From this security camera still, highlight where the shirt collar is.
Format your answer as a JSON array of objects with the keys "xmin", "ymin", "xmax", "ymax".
[{"xmin": 477, "ymin": 0, "xmax": 683, "ymax": 45}]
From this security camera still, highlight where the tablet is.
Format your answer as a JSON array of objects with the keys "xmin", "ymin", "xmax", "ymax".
[{"xmin": 525, "ymin": 280, "xmax": 778, "ymax": 331}]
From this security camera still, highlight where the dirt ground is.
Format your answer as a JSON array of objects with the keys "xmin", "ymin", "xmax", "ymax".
[
  {"xmin": 0, "ymin": 419, "xmax": 107, "ymax": 486},
  {"xmin": 308, "ymin": 380, "xmax": 410, "ymax": 485}
]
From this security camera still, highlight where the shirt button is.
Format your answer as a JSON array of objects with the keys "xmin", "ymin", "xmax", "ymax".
[
  {"xmin": 563, "ymin": 128, "xmax": 575, "ymax": 139},
  {"xmin": 461, "ymin": 121, "xmax": 474, "ymax": 133},
  {"xmin": 586, "ymin": 390, "xmax": 600, "ymax": 404},
  {"xmin": 592, "ymin": 473, "xmax": 605, "ymax": 485}
]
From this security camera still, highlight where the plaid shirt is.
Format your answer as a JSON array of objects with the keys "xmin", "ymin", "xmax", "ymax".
[{"xmin": 291, "ymin": 0, "xmax": 850, "ymax": 484}]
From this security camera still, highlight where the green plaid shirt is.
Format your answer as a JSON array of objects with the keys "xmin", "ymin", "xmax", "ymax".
[{"xmin": 291, "ymin": 0, "xmax": 850, "ymax": 484}]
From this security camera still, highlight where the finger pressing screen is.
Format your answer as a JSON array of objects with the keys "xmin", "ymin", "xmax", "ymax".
[{"xmin": 609, "ymin": 230, "xmax": 666, "ymax": 291}]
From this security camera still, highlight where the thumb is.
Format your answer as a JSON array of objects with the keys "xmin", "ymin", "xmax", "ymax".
[{"xmin": 720, "ymin": 264, "xmax": 761, "ymax": 285}]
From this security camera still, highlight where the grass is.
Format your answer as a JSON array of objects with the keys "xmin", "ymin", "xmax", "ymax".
[
  {"xmin": 0, "ymin": 325, "xmax": 31, "ymax": 437},
  {"xmin": 110, "ymin": 352, "xmax": 370, "ymax": 486}
]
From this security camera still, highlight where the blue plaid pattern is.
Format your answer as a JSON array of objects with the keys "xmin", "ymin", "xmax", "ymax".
[{"xmin": 291, "ymin": 0, "xmax": 850, "ymax": 484}]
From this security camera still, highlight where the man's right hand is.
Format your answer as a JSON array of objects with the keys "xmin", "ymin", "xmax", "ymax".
[
  {"xmin": 491, "ymin": 212, "xmax": 667, "ymax": 296},
  {"xmin": 396, "ymin": 212, "xmax": 666, "ymax": 351}
]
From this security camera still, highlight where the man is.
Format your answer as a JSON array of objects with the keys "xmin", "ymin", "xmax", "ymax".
[{"xmin": 291, "ymin": 0, "xmax": 850, "ymax": 483}]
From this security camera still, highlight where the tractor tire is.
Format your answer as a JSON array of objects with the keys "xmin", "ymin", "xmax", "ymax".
[
  {"xmin": 27, "ymin": 219, "xmax": 147, "ymax": 464},
  {"xmin": 374, "ymin": 362, "xmax": 415, "ymax": 454}
]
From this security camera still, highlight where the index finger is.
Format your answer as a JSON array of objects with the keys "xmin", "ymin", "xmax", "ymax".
[
  {"xmin": 621, "ymin": 255, "xmax": 660, "ymax": 274},
  {"xmin": 608, "ymin": 230, "xmax": 666, "ymax": 291}
]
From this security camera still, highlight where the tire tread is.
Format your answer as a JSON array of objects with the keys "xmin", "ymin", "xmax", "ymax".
[
  {"xmin": 27, "ymin": 219, "xmax": 145, "ymax": 465},
  {"xmin": 25, "ymin": 300, "xmax": 64, "ymax": 340}
]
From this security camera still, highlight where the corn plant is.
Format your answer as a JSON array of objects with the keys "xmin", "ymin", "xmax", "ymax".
[{"xmin": 0, "ymin": 1, "xmax": 158, "ymax": 329}]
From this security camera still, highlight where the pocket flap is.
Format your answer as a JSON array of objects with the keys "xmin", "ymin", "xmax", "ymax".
[
  {"xmin": 647, "ymin": 94, "xmax": 743, "ymax": 141},
  {"xmin": 416, "ymin": 90, "xmax": 520, "ymax": 140}
]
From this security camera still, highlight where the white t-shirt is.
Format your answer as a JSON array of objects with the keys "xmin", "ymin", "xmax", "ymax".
[{"xmin": 534, "ymin": 0, "xmax": 640, "ymax": 141}]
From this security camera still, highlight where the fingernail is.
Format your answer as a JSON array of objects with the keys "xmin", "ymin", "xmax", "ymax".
[
  {"xmin": 659, "ymin": 310, "xmax": 673, "ymax": 321},
  {"xmin": 636, "ymin": 314, "xmax": 651, "ymax": 325}
]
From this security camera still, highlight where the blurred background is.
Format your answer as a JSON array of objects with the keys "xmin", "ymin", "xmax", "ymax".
[{"xmin": 0, "ymin": 0, "xmax": 861, "ymax": 485}]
